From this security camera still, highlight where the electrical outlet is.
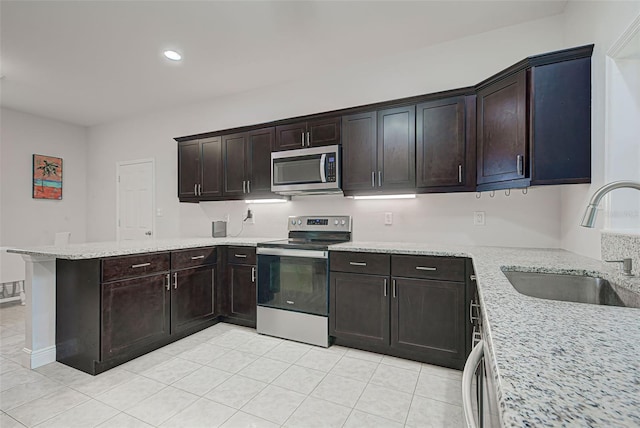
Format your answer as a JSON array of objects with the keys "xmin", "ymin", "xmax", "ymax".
[
  {"xmin": 474, "ymin": 211, "xmax": 486, "ymax": 226},
  {"xmin": 156, "ymin": 208, "xmax": 163, "ymax": 217},
  {"xmin": 384, "ymin": 212, "xmax": 393, "ymax": 225}
]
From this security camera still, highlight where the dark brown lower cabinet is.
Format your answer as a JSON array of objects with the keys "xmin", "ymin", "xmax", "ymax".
[
  {"xmin": 329, "ymin": 251, "xmax": 470, "ymax": 369},
  {"xmin": 56, "ymin": 248, "xmax": 219, "ymax": 375},
  {"xmin": 101, "ymin": 273, "xmax": 170, "ymax": 361},
  {"xmin": 330, "ymin": 272, "xmax": 389, "ymax": 348},
  {"xmin": 228, "ymin": 264, "xmax": 256, "ymax": 325},
  {"xmin": 391, "ymin": 277, "xmax": 466, "ymax": 368},
  {"xmin": 172, "ymin": 266, "xmax": 215, "ymax": 334}
]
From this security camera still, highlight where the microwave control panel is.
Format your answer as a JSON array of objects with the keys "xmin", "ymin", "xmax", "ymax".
[{"xmin": 326, "ymin": 154, "xmax": 337, "ymax": 182}]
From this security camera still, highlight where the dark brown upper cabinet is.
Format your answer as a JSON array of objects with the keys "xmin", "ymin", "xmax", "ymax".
[
  {"xmin": 416, "ymin": 96, "xmax": 476, "ymax": 192},
  {"xmin": 342, "ymin": 106, "xmax": 415, "ymax": 195},
  {"xmin": 222, "ymin": 127, "xmax": 276, "ymax": 199},
  {"xmin": 476, "ymin": 45, "xmax": 593, "ymax": 191},
  {"xmin": 274, "ymin": 117, "xmax": 341, "ymax": 151},
  {"xmin": 178, "ymin": 137, "xmax": 223, "ymax": 201}
]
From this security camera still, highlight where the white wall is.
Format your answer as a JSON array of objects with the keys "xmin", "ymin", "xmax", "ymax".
[
  {"xmin": 559, "ymin": 1, "xmax": 640, "ymax": 259},
  {"xmin": 86, "ymin": 14, "xmax": 568, "ymax": 248},
  {"xmin": 0, "ymin": 108, "xmax": 88, "ymax": 247}
]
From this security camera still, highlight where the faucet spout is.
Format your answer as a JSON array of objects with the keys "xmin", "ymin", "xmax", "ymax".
[{"xmin": 580, "ymin": 181, "xmax": 640, "ymax": 227}]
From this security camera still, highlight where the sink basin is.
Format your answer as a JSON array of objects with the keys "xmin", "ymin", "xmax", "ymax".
[{"xmin": 503, "ymin": 271, "xmax": 636, "ymax": 308}]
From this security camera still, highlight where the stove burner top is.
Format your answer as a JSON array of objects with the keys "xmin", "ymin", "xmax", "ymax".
[
  {"xmin": 259, "ymin": 237, "xmax": 349, "ymax": 251},
  {"xmin": 257, "ymin": 215, "xmax": 352, "ymax": 251}
]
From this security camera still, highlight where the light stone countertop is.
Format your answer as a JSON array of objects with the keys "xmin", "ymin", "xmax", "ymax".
[
  {"xmin": 6, "ymin": 237, "xmax": 272, "ymax": 260},
  {"xmin": 331, "ymin": 241, "xmax": 640, "ymax": 427},
  {"xmin": 9, "ymin": 238, "xmax": 640, "ymax": 426}
]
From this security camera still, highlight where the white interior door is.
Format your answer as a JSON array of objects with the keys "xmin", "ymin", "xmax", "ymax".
[{"xmin": 117, "ymin": 159, "xmax": 155, "ymax": 241}]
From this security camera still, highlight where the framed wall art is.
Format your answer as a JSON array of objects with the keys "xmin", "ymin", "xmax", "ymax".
[{"xmin": 33, "ymin": 154, "xmax": 63, "ymax": 200}]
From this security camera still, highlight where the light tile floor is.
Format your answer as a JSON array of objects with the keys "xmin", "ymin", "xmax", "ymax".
[{"xmin": 0, "ymin": 303, "xmax": 464, "ymax": 427}]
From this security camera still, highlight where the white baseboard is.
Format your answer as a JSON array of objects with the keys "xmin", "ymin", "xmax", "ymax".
[{"xmin": 22, "ymin": 345, "xmax": 56, "ymax": 369}]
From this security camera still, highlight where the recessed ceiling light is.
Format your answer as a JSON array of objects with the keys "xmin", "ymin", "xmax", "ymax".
[{"xmin": 163, "ymin": 50, "xmax": 182, "ymax": 61}]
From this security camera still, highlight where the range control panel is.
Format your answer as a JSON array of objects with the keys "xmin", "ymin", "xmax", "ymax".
[{"xmin": 288, "ymin": 216, "xmax": 352, "ymax": 232}]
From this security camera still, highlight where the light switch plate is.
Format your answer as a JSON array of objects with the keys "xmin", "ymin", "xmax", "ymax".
[
  {"xmin": 474, "ymin": 211, "xmax": 486, "ymax": 226},
  {"xmin": 384, "ymin": 212, "xmax": 393, "ymax": 225}
]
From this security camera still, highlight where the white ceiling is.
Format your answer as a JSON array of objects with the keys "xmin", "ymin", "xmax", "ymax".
[{"xmin": 0, "ymin": 0, "xmax": 567, "ymax": 127}]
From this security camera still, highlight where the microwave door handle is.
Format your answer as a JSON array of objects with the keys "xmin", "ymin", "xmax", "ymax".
[{"xmin": 320, "ymin": 153, "xmax": 327, "ymax": 183}]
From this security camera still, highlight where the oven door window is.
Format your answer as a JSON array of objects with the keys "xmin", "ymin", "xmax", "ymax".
[
  {"xmin": 273, "ymin": 155, "xmax": 322, "ymax": 185},
  {"xmin": 257, "ymin": 254, "xmax": 328, "ymax": 316}
]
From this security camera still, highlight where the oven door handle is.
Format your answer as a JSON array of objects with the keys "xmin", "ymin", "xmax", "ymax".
[
  {"xmin": 320, "ymin": 153, "xmax": 327, "ymax": 183},
  {"xmin": 257, "ymin": 247, "xmax": 328, "ymax": 259}
]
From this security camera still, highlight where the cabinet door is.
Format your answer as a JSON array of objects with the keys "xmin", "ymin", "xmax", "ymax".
[
  {"xmin": 228, "ymin": 264, "xmax": 256, "ymax": 324},
  {"xmin": 308, "ymin": 117, "xmax": 341, "ymax": 147},
  {"xmin": 247, "ymin": 127, "xmax": 275, "ymax": 196},
  {"xmin": 416, "ymin": 97, "xmax": 468, "ymax": 189},
  {"xmin": 200, "ymin": 137, "xmax": 223, "ymax": 198},
  {"xmin": 177, "ymin": 141, "xmax": 200, "ymax": 199},
  {"xmin": 275, "ymin": 122, "xmax": 307, "ymax": 151},
  {"xmin": 172, "ymin": 266, "xmax": 215, "ymax": 334},
  {"xmin": 341, "ymin": 112, "xmax": 378, "ymax": 193},
  {"xmin": 377, "ymin": 106, "xmax": 416, "ymax": 191},
  {"xmin": 223, "ymin": 133, "xmax": 248, "ymax": 197},
  {"xmin": 330, "ymin": 272, "xmax": 389, "ymax": 348},
  {"xmin": 101, "ymin": 274, "xmax": 170, "ymax": 360},
  {"xmin": 477, "ymin": 71, "xmax": 527, "ymax": 186},
  {"xmin": 391, "ymin": 277, "xmax": 465, "ymax": 368}
]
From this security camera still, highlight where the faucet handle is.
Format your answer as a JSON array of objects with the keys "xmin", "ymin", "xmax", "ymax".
[{"xmin": 605, "ymin": 258, "xmax": 634, "ymax": 276}]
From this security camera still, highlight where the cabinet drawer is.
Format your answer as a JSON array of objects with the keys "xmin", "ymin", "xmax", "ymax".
[
  {"xmin": 391, "ymin": 255, "xmax": 465, "ymax": 282},
  {"xmin": 330, "ymin": 252, "xmax": 390, "ymax": 275},
  {"xmin": 227, "ymin": 246, "xmax": 256, "ymax": 264},
  {"xmin": 172, "ymin": 247, "xmax": 217, "ymax": 270},
  {"xmin": 102, "ymin": 253, "xmax": 170, "ymax": 283}
]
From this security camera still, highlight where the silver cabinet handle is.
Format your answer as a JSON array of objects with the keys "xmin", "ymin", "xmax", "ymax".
[
  {"xmin": 392, "ymin": 279, "xmax": 397, "ymax": 298},
  {"xmin": 458, "ymin": 165, "xmax": 463, "ymax": 183},
  {"xmin": 462, "ymin": 340, "xmax": 484, "ymax": 428},
  {"xmin": 198, "ymin": 184, "xmax": 202, "ymax": 196},
  {"xmin": 165, "ymin": 273, "xmax": 170, "ymax": 291},
  {"xmin": 416, "ymin": 266, "xmax": 437, "ymax": 271},
  {"xmin": 306, "ymin": 131, "xmax": 310, "ymax": 147},
  {"xmin": 301, "ymin": 133, "xmax": 305, "ymax": 147},
  {"xmin": 371, "ymin": 171, "xmax": 375, "ymax": 188},
  {"xmin": 173, "ymin": 272, "xmax": 178, "ymax": 289},
  {"xmin": 378, "ymin": 170, "xmax": 382, "ymax": 187},
  {"xmin": 470, "ymin": 301, "xmax": 480, "ymax": 324},
  {"xmin": 234, "ymin": 254, "xmax": 247, "ymax": 258},
  {"xmin": 383, "ymin": 278, "xmax": 387, "ymax": 297},
  {"xmin": 242, "ymin": 180, "xmax": 246, "ymax": 194},
  {"xmin": 247, "ymin": 180, "xmax": 250, "ymax": 193},
  {"xmin": 349, "ymin": 261, "xmax": 367, "ymax": 266},
  {"xmin": 191, "ymin": 255, "xmax": 205, "ymax": 260},
  {"xmin": 251, "ymin": 266, "xmax": 256, "ymax": 283},
  {"xmin": 194, "ymin": 184, "xmax": 197, "ymax": 195},
  {"xmin": 517, "ymin": 155, "xmax": 523, "ymax": 176},
  {"xmin": 131, "ymin": 263, "xmax": 150, "ymax": 268}
]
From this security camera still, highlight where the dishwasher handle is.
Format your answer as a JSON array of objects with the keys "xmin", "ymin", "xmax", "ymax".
[{"xmin": 462, "ymin": 340, "xmax": 484, "ymax": 428}]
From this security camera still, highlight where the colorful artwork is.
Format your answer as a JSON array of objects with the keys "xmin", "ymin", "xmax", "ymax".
[{"xmin": 33, "ymin": 154, "xmax": 63, "ymax": 200}]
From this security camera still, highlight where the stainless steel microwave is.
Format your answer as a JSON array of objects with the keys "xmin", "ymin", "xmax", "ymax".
[{"xmin": 271, "ymin": 145, "xmax": 341, "ymax": 195}]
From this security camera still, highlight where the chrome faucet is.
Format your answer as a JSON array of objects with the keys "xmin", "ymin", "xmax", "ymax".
[{"xmin": 580, "ymin": 181, "xmax": 640, "ymax": 227}]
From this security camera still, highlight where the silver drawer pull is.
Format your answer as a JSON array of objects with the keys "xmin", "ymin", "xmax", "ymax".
[
  {"xmin": 234, "ymin": 254, "xmax": 248, "ymax": 258},
  {"xmin": 349, "ymin": 261, "xmax": 367, "ymax": 266},
  {"xmin": 416, "ymin": 266, "xmax": 436, "ymax": 271},
  {"xmin": 131, "ymin": 263, "xmax": 151, "ymax": 268},
  {"xmin": 191, "ymin": 255, "xmax": 205, "ymax": 260}
]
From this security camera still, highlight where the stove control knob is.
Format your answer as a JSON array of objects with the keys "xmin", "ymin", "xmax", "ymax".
[
  {"xmin": 334, "ymin": 220, "xmax": 339, "ymax": 225},
  {"xmin": 341, "ymin": 220, "xmax": 346, "ymax": 226},
  {"xmin": 291, "ymin": 220, "xmax": 296, "ymax": 225},
  {"xmin": 297, "ymin": 219, "xmax": 302, "ymax": 225}
]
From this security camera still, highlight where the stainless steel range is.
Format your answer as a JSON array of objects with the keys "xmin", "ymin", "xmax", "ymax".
[{"xmin": 256, "ymin": 215, "xmax": 352, "ymax": 347}]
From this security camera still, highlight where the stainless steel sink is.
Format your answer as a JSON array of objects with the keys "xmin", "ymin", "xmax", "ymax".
[{"xmin": 503, "ymin": 271, "xmax": 638, "ymax": 308}]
